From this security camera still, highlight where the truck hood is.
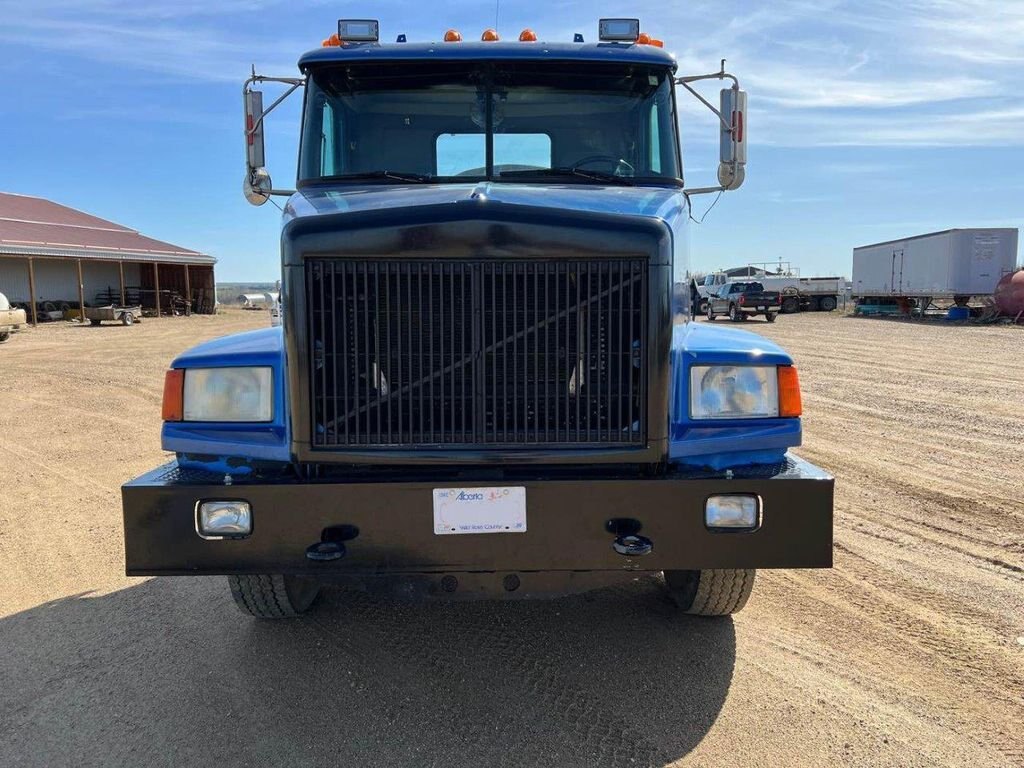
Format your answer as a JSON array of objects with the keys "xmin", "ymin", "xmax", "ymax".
[{"xmin": 284, "ymin": 182, "xmax": 686, "ymax": 225}]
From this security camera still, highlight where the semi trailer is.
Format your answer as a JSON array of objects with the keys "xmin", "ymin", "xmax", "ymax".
[
  {"xmin": 121, "ymin": 18, "xmax": 834, "ymax": 619},
  {"xmin": 852, "ymin": 228, "xmax": 1018, "ymax": 315}
]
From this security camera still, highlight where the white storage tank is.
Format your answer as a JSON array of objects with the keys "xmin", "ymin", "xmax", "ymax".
[{"xmin": 852, "ymin": 229, "xmax": 1018, "ymax": 299}]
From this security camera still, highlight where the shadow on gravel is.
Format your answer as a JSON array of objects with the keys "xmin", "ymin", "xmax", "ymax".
[{"xmin": 0, "ymin": 576, "xmax": 735, "ymax": 767}]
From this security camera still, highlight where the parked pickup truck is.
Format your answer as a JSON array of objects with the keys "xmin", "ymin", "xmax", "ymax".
[
  {"xmin": 706, "ymin": 281, "xmax": 781, "ymax": 322},
  {"xmin": 121, "ymin": 18, "xmax": 833, "ymax": 621},
  {"xmin": 0, "ymin": 292, "xmax": 27, "ymax": 343}
]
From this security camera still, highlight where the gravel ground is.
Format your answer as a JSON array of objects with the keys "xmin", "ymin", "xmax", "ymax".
[{"xmin": 0, "ymin": 310, "xmax": 1021, "ymax": 767}]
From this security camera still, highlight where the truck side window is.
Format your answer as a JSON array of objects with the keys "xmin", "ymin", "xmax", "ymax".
[
  {"xmin": 649, "ymin": 103, "xmax": 662, "ymax": 174},
  {"xmin": 320, "ymin": 102, "xmax": 338, "ymax": 177}
]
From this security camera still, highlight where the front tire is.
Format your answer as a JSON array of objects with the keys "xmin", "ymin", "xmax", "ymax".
[
  {"xmin": 228, "ymin": 574, "xmax": 320, "ymax": 619},
  {"xmin": 765, "ymin": 312, "xmax": 777, "ymax": 323},
  {"xmin": 729, "ymin": 304, "xmax": 741, "ymax": 322},
  {"xmin": 706, "ymin": 304, "xmax": 716, "ymax": 322},
  {"xmin": 664, "ymin": 569, "xmax": 756, "ymax": 616}
]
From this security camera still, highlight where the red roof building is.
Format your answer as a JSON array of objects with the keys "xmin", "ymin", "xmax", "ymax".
[{"xmin": 0, "ymin": 192, "xmax": 216, "ymax": 320}]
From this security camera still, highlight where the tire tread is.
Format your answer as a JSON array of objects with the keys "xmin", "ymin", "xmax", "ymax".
[{"xmin": 229, "ymin": 574, "xmax": 314, "ymax": 619}]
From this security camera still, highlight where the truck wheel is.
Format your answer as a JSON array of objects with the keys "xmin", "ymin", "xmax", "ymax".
[
  {"xmin": 729, "ymin": 304, "xmax": 741, "ymax": 322},
  {"xmin": 89, "ymin": 319, "xmax": 101, "ymax": 326},
  {"xmin": 781, "ymin": 296, "xmax": 799, "ymax": 314},
  {"xmin": 0, "ymin": 331, "xmax": 9, "ymax": 343},
  {"xmin": 697, "ymin": 299, "xmax": 709, "ymax": 316},
  {"xmin": 228, "ymin": 574, "xmax": 320, "ymax": 619},
  {"xmin": 121, "ymin": 312, "xmax": 135, "ymax": 326},
  {"xmin": 818, "ymin": 296, "xmax": 837, "ymax": 312},
  {"xmin": 765, "ymin": 312, "xmax": 777, "ymax": 323},
  {"xmin": 706, "ymin": 304, "xmax": 715, "ymax": 322},
  {"xmin": 663, "ymin": 569, "xmax": 756, "ymax": 616}
]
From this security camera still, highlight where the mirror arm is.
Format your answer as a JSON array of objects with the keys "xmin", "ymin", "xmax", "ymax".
[
  {"xmin": 675, "ymin": 61, "xmax": 741, "ymax": 137},
  {"xmin": 243, "ymin": 72, "xmax": 305, "ymax": 138},
  {"xmin": 675, "ymin": 60, "xmax": 745, "ymax": 197}
]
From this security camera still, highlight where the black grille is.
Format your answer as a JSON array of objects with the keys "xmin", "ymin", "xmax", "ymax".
[{"xmin": 307, "ymin": 258, "xmax": 648, "ymax": 449}]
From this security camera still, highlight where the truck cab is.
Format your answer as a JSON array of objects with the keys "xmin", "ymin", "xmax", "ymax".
[{"xmin": 122, "ymin": 19, "xmax": 833, "ymax": 619}]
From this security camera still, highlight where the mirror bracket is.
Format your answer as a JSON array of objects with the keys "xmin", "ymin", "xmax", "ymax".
[
  {"xmin": 243, "ymin": 68, "xmax": 306, "ymax": 200},
  {"xmin": 676, "ymin": 60, "xmax": 746, "ymax": 196}
]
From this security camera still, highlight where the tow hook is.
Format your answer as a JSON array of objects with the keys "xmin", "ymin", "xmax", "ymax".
[
  {"xmin": 305, "ymin": 524, "xmax": 359, "ymax": 562},
  {"xmin": 606, "ymin": 518, "xmax": 653, "ymax": 557}
]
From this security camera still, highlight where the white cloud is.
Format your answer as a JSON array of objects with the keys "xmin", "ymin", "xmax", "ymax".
[{"xmin": 662, "ymin": 0, "xmax": 1024, "ymax": 146}]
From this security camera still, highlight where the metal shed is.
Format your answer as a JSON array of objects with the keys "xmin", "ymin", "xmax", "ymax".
[{"xmin": 0, "ymin": 191, "xmax": 217, "ymax": 324}]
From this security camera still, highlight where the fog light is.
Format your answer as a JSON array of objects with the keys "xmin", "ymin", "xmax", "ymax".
[
  {"xmin": 196, "ymin": 500, "xmax": 252, "ymax": 539},
  {"xmin": 705, "ymin": 495, "xmax": 760, "ymax": 531}
]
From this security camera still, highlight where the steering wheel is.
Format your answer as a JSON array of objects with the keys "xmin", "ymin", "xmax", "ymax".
[{"xmin": 573, "ymin": 155, "xmax": 635, "ymax": 177}]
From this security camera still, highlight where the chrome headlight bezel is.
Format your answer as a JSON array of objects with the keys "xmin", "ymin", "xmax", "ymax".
[
  {"xmin": 182, "ymin": 366, "xmax": 274, "ymax": 423},
  {"xmin": 689, "ymin": 364, "xmax": 780, "ymax": 420}
]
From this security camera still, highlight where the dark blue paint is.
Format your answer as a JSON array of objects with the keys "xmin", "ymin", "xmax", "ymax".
[
  {"xmin": 163, "ymin": 327, "xmax": 292, "ymax": 469},
  {"xmin": 297, "ymin": 41, "xmax": 677, "ymax": 72},
  {"xmin": 667, "ymin": 323, "xmax": 801, "ymax": 468}
]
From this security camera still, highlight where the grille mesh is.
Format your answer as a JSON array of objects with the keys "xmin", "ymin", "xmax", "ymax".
[{"xmin": 307, "ymin": 258, "xmax": 647, "ymax": 448}]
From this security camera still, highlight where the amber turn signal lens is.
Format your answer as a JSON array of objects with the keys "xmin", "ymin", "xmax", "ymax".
[
  {"xmin": 444, "ymin": 29, "xmax": 462, "ymax": 42},
  {"xmin": 636, "ymin": 32, "xmax": 651, "ymax": 44},
  {"xmin": 162, "ymin": 369, "xmax": 184, "ymax": 421},
  {"xmin": 777, "ymin": 366, "xmax": 802, "ymax": 417},
  {"xmin": 649, "ymin": 38, "xmax": 664, "ymax": 48},
  {"xmin": 481, "ymin": 28, "xmax": 500, "ymax": 41},
  {"xmin": 519, "ymin": 28, "xmax": 537, "ymax": 42}
]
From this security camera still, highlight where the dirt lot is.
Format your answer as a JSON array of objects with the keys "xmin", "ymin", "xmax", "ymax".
[{"xmin": 1, "ymin": 310, "xmax": 1021, "ymax": 767}]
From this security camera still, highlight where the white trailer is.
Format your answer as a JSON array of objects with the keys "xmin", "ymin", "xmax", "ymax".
[{"xmin": 852, "ymin": 229, "xmax": 1018, "ymax": 302}]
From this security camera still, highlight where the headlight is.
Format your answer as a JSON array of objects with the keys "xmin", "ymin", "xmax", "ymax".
[
  {"xmin": 182, "ymin": 367, "xmax": 273, "ymax": 422},
  {"xmin": 690, "ymin": 365, "xmax": 779, "ymax": 419}
]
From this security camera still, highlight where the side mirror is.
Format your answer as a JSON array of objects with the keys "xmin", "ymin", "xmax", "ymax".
[
  {"xmin": 243, "ymin": 89, "xmax": 271, "ymax": 206},
  {"xmin": 717, "ymin": 88, "xmax": 747, "ymax": 190}
]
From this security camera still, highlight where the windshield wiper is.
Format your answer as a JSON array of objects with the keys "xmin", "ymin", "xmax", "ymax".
[
  {"xmin": 319, "ymin": 171, "xmax": 432, "ymax": 184},
  {"xmin": 497, "ymin": 167, "xmax": 635, "ymax": 186}
]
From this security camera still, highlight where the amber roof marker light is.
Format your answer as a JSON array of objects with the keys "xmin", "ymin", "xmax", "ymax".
[
  {"xmin": 481, "ymin": 28, "xmax": 500, "ymax": 41},
  {"xmin": 519, "ymin": 28, "xmax": 538, "ymax": 42},
  {"xmin": 444, "ymin": 29, "xmax": 463, "ymax": 42}
]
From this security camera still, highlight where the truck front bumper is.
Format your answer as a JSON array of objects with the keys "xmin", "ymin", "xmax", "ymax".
[{"xmin": 122, "ymin": 454, "xmax": 833, "ymax": 576}]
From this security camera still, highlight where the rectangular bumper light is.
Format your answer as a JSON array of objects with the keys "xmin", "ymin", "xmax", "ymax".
[
  {"xmin": 196, "ymin": 500, "xmax": 252, "ymax": 539},
  {"xmin": 705, "ymin": 494, "xmax": 760, "ymax": 530}
]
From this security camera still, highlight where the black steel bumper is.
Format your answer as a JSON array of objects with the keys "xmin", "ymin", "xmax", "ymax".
[{"xmin": 122, "ymin": 455, "xmax": 833, "ymax": 576}]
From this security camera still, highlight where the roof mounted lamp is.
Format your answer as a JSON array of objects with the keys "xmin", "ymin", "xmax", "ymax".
[
  {"xmin": 598, "ymin": 18, "xmax": 640, "ymax": 41},
  {"xmin": 337, "ymin": 19, "xmax": 379, "ymax": 42}
]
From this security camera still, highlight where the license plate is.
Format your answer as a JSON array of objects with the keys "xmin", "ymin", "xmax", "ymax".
[{"xmin": 432, "ymin": 487, "xmax": 527, "ymax": 535}]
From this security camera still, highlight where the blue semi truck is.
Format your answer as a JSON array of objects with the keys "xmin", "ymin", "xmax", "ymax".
[{"xmin": 122, "ymin": 19, "xmax": 833, "ymax": 618}]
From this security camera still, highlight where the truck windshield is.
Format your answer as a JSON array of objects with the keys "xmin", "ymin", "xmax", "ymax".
[
  {"xmin": 299, "ymin": 61, "xmax": 680, "ymax": 185},
  {"xmin": 732, "ymin": 282, "xmax": 765, "ymax": 292}
]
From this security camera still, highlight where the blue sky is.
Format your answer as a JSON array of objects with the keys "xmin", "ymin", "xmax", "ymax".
[{"xmin": 1, "ymin": 0, "xmax": 1021, "ymax": 281}]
